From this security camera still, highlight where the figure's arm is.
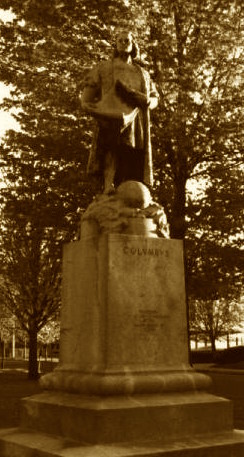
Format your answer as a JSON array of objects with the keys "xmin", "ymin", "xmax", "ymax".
[
  {"xmin": 115, "ymin": 79, "xmax": 158, "ymax": 110},
  {"xmin": 79, "ymin": 68, "xmax": 101, "ymax": 111},
  {"xmin": 115, "ymin": 80, "xmax": 147, "ymax": 108},
  {"xmin": 80, "ymin": 87, "xmax": 99, "ymax": 108}
]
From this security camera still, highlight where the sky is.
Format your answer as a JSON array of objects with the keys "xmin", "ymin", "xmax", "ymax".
[
  {"xmin": 0, "ymin": 9, "xmax": 19, "ymax": 140},
  {"xmin": 0, "ymin": 83, "xmax": 20, "ymax": 139},
  {"xmin": 0, "ymin": 8, "xmax": 13, "ymax": 22}
]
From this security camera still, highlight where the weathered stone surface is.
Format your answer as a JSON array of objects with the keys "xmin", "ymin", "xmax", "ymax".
[
  {"xmin": 2, "ymin": 184, "xmax": 243, "ymax": 456},
  {"xmin": 116, "ymin": 180, "xmax": 152, "ymax": 208},
  {"xmin": 40, "ymin": 231, "xmax": 210, "ymax": 394},
  {"xmin": 1, "ymin": 389, "xmax": 243, "ymax": 456},
  {"xmin": 1, "ymin": 428, "xmax": 244, "ymax": 456},
  {"xmin": 40, "ymin": 369, "xmax": 211, "ymax": 396},
  {"xmin": 80, "ymin": 181, "xmax": 169, "ymax": 238},
  {"xmin": 69, "ymin": 233, "xmax": 186, "ymax": 372},
  {"xmin": 106, "ymin": 235, "xmax": 187, "ymax": 369},
  {"xmin": 20, "ymin": 392, "xmax": 233, "ymax": 444}
]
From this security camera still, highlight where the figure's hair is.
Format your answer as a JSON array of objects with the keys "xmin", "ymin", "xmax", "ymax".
[{"xmin": 113, "ymin": 34, "xmax": 140, "ymax": 60}]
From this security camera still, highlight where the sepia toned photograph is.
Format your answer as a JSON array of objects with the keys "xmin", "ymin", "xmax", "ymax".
[{"xmin": 0, "ymin": 1, "xmax": 243, "ymax": 455}]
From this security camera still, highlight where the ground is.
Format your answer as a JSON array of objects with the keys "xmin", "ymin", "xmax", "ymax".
[
  {"xmin": 194, "ymin": 362, "xmax": 244, "ymax": 430},
  {"xmin": 0, "ymin": 369, "xmax": 42, "ymax": 428}
]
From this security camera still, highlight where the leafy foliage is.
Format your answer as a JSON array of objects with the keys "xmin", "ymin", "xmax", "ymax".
[
  {"xmin": 0, "ymin": 0, "xmax": 243, "ymax": 359},
  {"xmin": 186, "ymin": 153, "xmax": 244, "ymax": 347},
  {"xmin": 146, "ymin": 0, "xmax": 243, "ymax": 238},
  {"xmin": 0, "ymin": 305, "xmax": 16, "ymax": 343},
  {"xmin": 0, "ymin": 222, "xmax": 61, "ymax": 333},
  {"xmin": 0, "ymin": 220, "xmax": 62, "ymax": 377},
  {"xmin": 0, "ymin": 0, "xmax": 242, "ymax": 235},
  {"xmin": 38, "ymin": 320, "xmax": 60, "ymax": 345}
]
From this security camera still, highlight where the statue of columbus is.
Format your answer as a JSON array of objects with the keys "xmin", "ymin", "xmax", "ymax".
[{"xmin": 80, "ymin": 30, "xmax": 159, "ymax": 193}]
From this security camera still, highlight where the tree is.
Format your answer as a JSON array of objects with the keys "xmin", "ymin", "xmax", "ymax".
[
  {"xmin": 188, "ymin": 160, "xmax": 243, "ymax": 249},
  {"xmin": 0, "ymin": 306, "xmax": 27, "ymax": 365},
  {"xmin": 186, "ymin": 151, "xmax": 244, "ymax": 341},
  {"xmin": 0, "ymin": 0, "xmax": 131, "ymax": 378},
  {"xmin": 0, "ymin": 0, "xmax": 242, "ymax": 237},
  {"xmin": 38, "ymin": 319, "xmax": 60, "ymax": 360},
  {"xmin": 145, "ymin": 0, "xmax": 243, "ymax": 239},
  {"xmin": 189, "ymin": 298, "xmax": 242, "ymax": 352},
  {"xmin": 0, "ymin": 219, "xmax": 62, "ymax": 378},
  {"xmin": 0, "ymin": 1, "xmax": 243, "ymax": 348},
  {"xmin": 37, "ymin": 320, "xmax": 60, "ymax": 347},
  {"xmin": 0, "ymin": 304, "xmax": 14, "ymax": 366},
  {"xmin": 141, "ymin": 0, "xmax": 243, "ymax": 337}
]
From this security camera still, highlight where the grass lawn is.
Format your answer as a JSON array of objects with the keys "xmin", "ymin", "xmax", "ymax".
[{"xmin": 0, "ymin": 369, "xmax": 43, "ymax": 429}]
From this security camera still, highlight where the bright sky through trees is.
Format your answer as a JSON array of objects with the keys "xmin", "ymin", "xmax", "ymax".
[
  {"xmin": 0, "ymin": 8, "xmax": 14, "ymax": 22},
  {"xmin": 0, "ymin": 0, "xmax": 242, "ymax": 375},
  {"xmin": 0, "ymin": 6, "xmax": 203, "ymax": 198},
  {"xmin": 0, "ymin": 10, "xmax": 19, "ymax": 139},
  {"xmin": 0, "ymin": 82, "xmax": 20, "ymax": 138}
]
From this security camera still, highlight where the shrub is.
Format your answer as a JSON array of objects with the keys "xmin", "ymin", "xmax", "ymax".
[
  {"xmin": 213, "ymin": 346, "xmax": 244, "ymax": 364},
  {"xmin": 190, "ymin": 349, "xmax": 214, "ymax": 364}
]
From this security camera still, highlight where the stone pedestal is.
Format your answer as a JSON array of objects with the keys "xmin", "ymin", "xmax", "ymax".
[
  {"xmin": 1, "ymin": 188, "xmax": 244, "ymax": 456},
  {"xmin": 40, "ymin": 229, "xmax": 209, "ymax": 395}
]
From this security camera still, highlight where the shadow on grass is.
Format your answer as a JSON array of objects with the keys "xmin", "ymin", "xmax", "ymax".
[{"xmin": 0, "ymin": 369, "xmax": 43, "ymax": 429}]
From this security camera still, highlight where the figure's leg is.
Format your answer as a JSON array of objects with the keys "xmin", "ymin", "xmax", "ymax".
[
  {"xmin": 103, "ymin": 150, "xmax": 116, "ymax": 194},
  {"xmin": 115, "ymin": 146, "xmax": 145, "ymax": 185}
]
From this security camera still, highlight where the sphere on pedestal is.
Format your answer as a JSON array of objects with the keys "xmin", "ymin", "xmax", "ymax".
[{"xmin": 116, "ymin": 180, "xmax": 152, "ymax": 209}]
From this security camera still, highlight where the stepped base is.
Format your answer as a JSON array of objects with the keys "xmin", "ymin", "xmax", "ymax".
[
  {"xmin": 40, "ymin": 368, "xmax": 211, "ymax": 395},
  {"xmin": 1, "ymin": 391, "xmax": 244, "ymax": 456},
  {"xmin": 20, "ymin": 391, "xmax": 232, "ymax": 444},
  {"xmin": 1, "ymin": 428, "xmax": 244, "ymax": 456}
]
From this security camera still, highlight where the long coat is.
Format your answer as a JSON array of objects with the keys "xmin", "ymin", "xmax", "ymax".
[{"xmin": 83, "ymin": 59, "xmax": 158, "ymax": 187}]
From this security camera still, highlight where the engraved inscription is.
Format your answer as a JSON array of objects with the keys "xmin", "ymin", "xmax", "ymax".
[
  {"xmin": 134, "ymin": 309, "xmax": 166, "ymax": 333},
  {"xmin": 123, "ymin": 245, "xmax": 169, "ymax": 257}
]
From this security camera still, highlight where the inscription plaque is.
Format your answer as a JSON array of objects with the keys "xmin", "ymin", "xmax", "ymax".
[
  {"xmin": 133, "ymin": 309, "xmax": 166, "ymax": 333},
  {"xmin": 106, "ymin": 234, "xmax": 188, "ymax": 369},
  {"xmin": 123, "ymin": 245, "xmax": 169, "ymax": 257},
  {"xmin": 59, "ymin": 232, "xmax": 189, "ymax": 374}
]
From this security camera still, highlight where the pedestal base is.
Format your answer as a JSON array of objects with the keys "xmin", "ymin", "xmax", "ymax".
[
  {"xmin": 1, "ymin": 391, "xmax": 244, "ymax": 456},
  {"xmin": 1, "ymin": 429, "xmax": 244, "ymax": 457},
  {"xmin": 1, "ymin": 207, "xmax": 242, "ymax": 456},
  {"xmin": 20, "ymin": 391, "xmax": 233, "ymax": 444},
  {"xmin": 41, "ymin": 368, "xmax": 211, "ymax": 395}
]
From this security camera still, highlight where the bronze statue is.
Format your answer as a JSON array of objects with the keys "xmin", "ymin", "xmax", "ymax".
[{"xmin": 80, "ymin": 31, "xmax": 159, "ymax": 193}]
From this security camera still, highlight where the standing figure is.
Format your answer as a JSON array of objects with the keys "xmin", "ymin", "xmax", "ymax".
[{"xmin": 80, "ymin": 30, "xmax": 159, "ymax": 193}]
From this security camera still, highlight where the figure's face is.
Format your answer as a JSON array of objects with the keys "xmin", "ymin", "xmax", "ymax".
[{"xmin": 116, "ymin": 32, "xmax": 133, "ymax": 55}]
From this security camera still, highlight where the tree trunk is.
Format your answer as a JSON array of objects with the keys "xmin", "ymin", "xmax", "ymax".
[
  {"xmin": 1, "ymin": 340, "xmax": 5, "ymax": 369},
  {"xmin": 210, "ymin": 333, "xmax": 216, "ymax": 354},
  {"xmin": 28, "ymin": 325, "xmax": 39, "ymax": 380}
]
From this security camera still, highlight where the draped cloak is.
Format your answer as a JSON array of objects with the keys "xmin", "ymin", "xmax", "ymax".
[{"xmin": 83, "ymin": 59, "xmax": 158, "ymax": 187}]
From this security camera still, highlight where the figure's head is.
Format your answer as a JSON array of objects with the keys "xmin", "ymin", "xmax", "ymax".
[{"xmin": 113, "ymin": 30, "xmax": 139, "ymax": 60}]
